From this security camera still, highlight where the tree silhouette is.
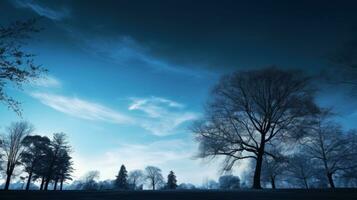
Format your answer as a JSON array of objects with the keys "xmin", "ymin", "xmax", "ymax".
[
  {"xmin": 302, "ymin": 109, "xmax": 357, "ymax": 188},
  {"xmin": 218, "ymin": 175, "xmax": 240, "ymax": 190},
  {"xmin": 115, "ymin": 164, "xmax": 128, "ymax": 190},
  {"xmin": 286, "ymin": 154, "xmax": 316, "ymax": 189},
  {"xmin": 0, "ymin": 121, "xmax": 34, "ymax": 190},
  {"xmin": 43, "ymin": 133, "xmax": 72, "ymax": 190},
  {"xmin": 128, "ymin": 170, "xmax": 144, "ymax": 190},
  {"xmin": 20, "ymin": 135, "xmax": 51, "ymax": 190},
  {"xmin": 145, "ymin": 166, "xmax": 164, "ymax": 190},
  {"xmin": 166, "ymin": 171, "xmax": 177, "ymax": 189},
  {"xmin": 192, "ymin": 67, "xmax": 318, "ymax": 189},
  {"xmin": 0, "ymin": 19, "xmax": 47, "ymax": 115}
]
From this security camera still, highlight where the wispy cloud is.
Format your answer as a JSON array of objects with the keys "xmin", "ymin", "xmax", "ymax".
[
  {"xmin": 31, "ymin": 92, "xmax": 132, "ymax": 124},
  {"xmin": 129, "ymin": 97, "xmax": 199, "ymax": 136},
  {"xmin": 13, "ymin": 0, "xmax": 70, "ymax": 21},
  {"xmin": 30, "ymin": 75, "xmax": 62, "ymax": 88},
  {"xmin": 30, "ymin": 92, "xmax": 198, "ymax": 136}
]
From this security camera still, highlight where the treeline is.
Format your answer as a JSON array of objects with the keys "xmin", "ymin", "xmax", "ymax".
[
  {"xmin": 193, "ymin": 67, "xmax": 357, "ymax": 189},
  {"xmin": 69, "ymin": 165, "xmax": 241, "ymax": 191},
  {"xmin": 69, "ymin": 165, "xmax": 177, "ymax": 190},
  {"xmin": 0, "ymin": 121, "xmax": 73, "ymax": 190}
]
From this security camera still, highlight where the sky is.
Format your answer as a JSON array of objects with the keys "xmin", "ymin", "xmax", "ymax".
[{"xmin": 1, "ymin": 0, "xmax": 357, "ymax": 185}]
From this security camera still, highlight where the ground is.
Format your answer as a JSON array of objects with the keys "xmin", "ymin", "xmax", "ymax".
[{"xmin": 1, "ymin": 189, "xmax": 357, "ymax": 200}]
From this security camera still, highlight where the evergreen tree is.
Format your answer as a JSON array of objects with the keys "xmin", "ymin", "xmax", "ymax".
[
  {"xmin": 167, "ymin": 171, "xmax": 177, "ymax": 189},
  {"xmin": 115, "ymin": 164, "xmax": 128, "ymax": 189}
]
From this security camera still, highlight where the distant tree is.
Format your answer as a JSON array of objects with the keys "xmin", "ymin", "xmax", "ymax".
[
  {"xmin": 115, "ymin": 164, "xmax": 128, "ymax": 190},
  {"xmin": 286, "ymin": 154, "xmax": 316, "ymax": 189},
  {"xmin": 192, "ymin": 67, "xmax": 318, "ymax": 189},
  {"xmin": 302, "ymin": 110, "xmax": 357, "ymax": 188},
  {"xmin": 128, "ymin": 170, "xmax": 144, "ymax": 190},
  {"xmin": 261, "ymin": 148, "xmax": 288, "ymax": 189},
  {"xmin": 177, "ymin": 183, "xmax": 196, "ymax": 190},
  {"xmin": 218, "ymin": 175, "xmax": 240, "ymax": 190},
  {"xmin": 166, "ymin": 171, "xmax": 177, "ymax": 189},
  {"xmin": 145, "ymin": 166, "xmax": 164, "ymax": 190},
  {"xmin": 0, "ymin": 19, "xmax": 47, "ymax": 115},
  {"xmin": 0, "ymin": 121, "xmax": 34, "ymax": 190},
  {"xmin": 20, "ymin": 135, "xmax": 51, "ymax": 190},
  {"xmin": 82, "ymin": 170, "xmax": 100, "ymax": 190},
  {"xmin": 202, "ymin": 179, "xmax": 219, "ymax": 189}
]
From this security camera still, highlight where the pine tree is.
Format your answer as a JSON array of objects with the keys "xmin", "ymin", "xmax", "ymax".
[
  {"xmin": 115, "ymin": 164, "xmax": 128, "ymax": 189},
  {"xmin": 167, "ymin": 171, "xmax": 177, "ymax": 189}
]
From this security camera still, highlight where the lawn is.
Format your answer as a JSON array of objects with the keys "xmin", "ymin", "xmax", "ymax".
[{"xmin": 1, "ymin": 189, "xmax": 357, "ymax": 200}]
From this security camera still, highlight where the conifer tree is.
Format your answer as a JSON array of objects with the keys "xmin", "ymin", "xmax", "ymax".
[
  {"xmin": 167, "ymin": 171, "xmax": 177, "ymax": 189},
  {"xmin": 115, "ymin": 164, "xmax": 128, "ymax": 189}
]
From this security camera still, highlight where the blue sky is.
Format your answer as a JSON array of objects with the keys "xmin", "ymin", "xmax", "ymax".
[{"xmin": 1, "ymin": 0, "xmax": 357, "ymax": 185}]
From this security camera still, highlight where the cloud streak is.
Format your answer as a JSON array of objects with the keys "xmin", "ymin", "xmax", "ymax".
[
  {"xmin": 31, "ymin": 92, "xmax": 132, "ymax": 124},
  {"xmin": 129, "ymin": 97, "xmax": 199, "ymax": 136},
  {"xmin": 31, "ymin": 93, "xmax": 199, "ymax": 136},
  {"xmin": 30, "ymin": 75, "xmax": 62, "ymax": 88},
  {"xmin": 13, "ymin": 0, "xmax": 70, "ymax": 21}
]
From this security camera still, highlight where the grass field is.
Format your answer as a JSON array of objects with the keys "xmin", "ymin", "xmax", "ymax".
[{"xmin": 1, "ymin": 189, "xmax": 357, "ymax": 200}]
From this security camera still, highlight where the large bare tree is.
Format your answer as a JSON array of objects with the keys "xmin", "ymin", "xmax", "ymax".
[
  {"xmin": 192, "ymin": 67, "xmax": 318, "ymax": 189},
  {"xmin": 0, "ymin": 121, "xmax": 34, "ymax": 190},
  {"xmin": 0, "ymin": 19, "xmax": 47, "ymax": 115}
]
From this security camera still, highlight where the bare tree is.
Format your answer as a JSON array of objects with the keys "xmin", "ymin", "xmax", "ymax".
[
  {"xmin": 0, "ymin": 19, "xmax": 47, "ymax": 115},
  {"xmin": 286, "ymin": 154, "xmax": 316, "ymax": 189},
  {"xmin": 128, "ymin": 170, "xmax": 144, "ymax": 189},
  {"xmin": 261, "ymin": 154, "xmax": 287, "ymax": 189},
  {"xmin": 302, "ymin": 110, "xmax": 357, "ymax": 188},
  {"xmin": 192, "ymin": 67, "xmax": 318, "ymax": 189},
  {"xmin": 0, "ymin": 121, "xmax": 34, "ymax": 190},
  {"xmin": 145, "ymin": 166, "xmax": 164, "ymax": 190},
  {"xmin": 81, "ymin": 170, "xmax": 100, "ymax": 190}
]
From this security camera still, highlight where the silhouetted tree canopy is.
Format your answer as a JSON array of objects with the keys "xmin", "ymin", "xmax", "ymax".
[
  {"xmin": 166, "ymin": 171, "xmax": 177, "ymax": 190},
  {"xmin": 145, "ymin": 166, "xmax": 164, "ymax": 190},
  {"xmin": 192, "ymin": 67, "xmax": 318, "ymax": 189},
  {"xmin": 115, "ymin": 164, "xmax": 128, "ymax": 190},
  {"xmin": 0, "ymin": 19, "xmax": 47, "ymax": 115},
  {"xmin": 0, "ymin": 121, "xmax": 34, "ymax": 190}
]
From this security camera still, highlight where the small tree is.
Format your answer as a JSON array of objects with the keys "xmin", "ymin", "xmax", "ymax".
[
  {"xmin": 286, "ymin": 154, "xmax": 316, "ymax": 189},
  {"xmin": 166, "ymin": 171, "xmax": 177, "ymax": 189},
  {"xmin": 82, "ymin": 171, "xmax": 100, "ymax": 190},
  {"xmin": 128, "ymin": 170, "xmax": 144, "ymax": 190},
  {"xmin": 145, "ymin": 166, "xmax": 164, "ymax": 190},
  {"xmin": 0, "ymin": 121, "xmax": 34, "ymax": 190},
  {"xmin": 303, "ymin": 110, "xmax": 357, "ymax": 188},
  {"xmin": 219, "ymin": 175, "xmax": 240, "ymax": 190},
  {"xmin": 115, "ymin": 164, "xmax": 128, "ymax": 190}
]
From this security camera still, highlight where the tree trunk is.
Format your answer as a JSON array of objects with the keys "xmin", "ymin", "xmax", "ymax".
[
  {"xmin": 54, "ymin": 179, "xmax": 58, "ymax": 190},
  {"xmin": 271, "ymin": 176, "xmax": 276, "ymax": 189},
  {"xmin": 152, "ymin": 180, "xmax": 155, "ymax": 190},
  {"xmin": 4, "ymin": 172, "xmax": 12, "ymax": 190},
  {"xmin": 26, "ymin": 172, "xmax": 33, "ymax": 190},
  {"xmin": 327, "ymin": 173, "xmax": 335, "ymax": 188},
  {"xmin": 44, "ymin": 178, "xmax": 50, "ymax": 190},
  {"xmin": 40, "ymin": 177, "xmax": 45, "ymax": 190},
  {"xmin": 60, "ymin": 178, "xmax": 64, "ymax": 191},
  {"xmin": 303, "ymin": 177, "xmax": 309, "ymax": 189},
  {"xmin": 252, "ymin": 140, "xmax": 265, "ymax": 189}
]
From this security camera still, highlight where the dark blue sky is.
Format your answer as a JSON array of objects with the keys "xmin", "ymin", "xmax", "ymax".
[{"xmin": 1, "ymin": 0, "xmax": 357, "ymax": 184}]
